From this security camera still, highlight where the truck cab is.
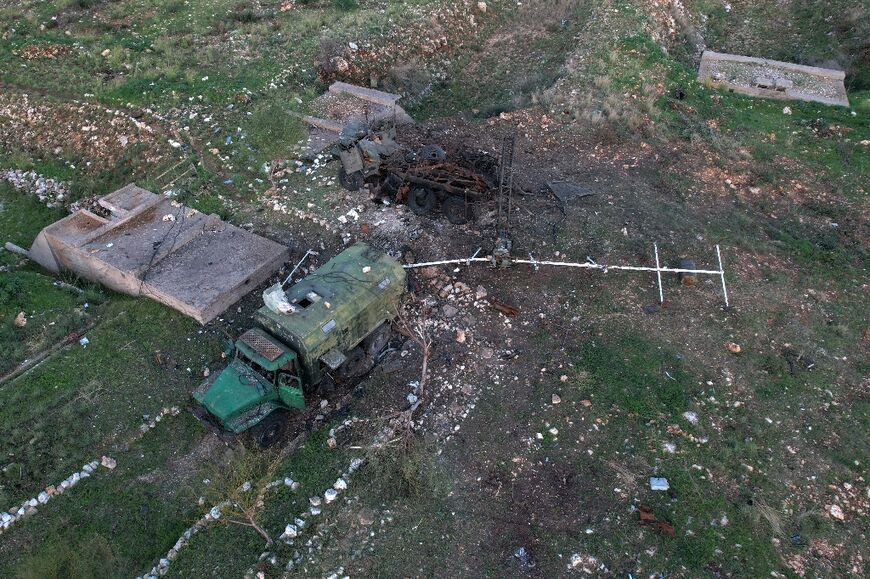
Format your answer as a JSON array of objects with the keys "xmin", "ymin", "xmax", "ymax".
[
  {"xmin": 193, "ymin": 243, "xmax": 406, "ymax": 447},
  {"xmin": 193, "ymin": 328, "xmax": 305, "ymax": 442}
]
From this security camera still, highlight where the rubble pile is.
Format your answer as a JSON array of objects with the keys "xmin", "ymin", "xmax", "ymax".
[
  {"xmin": 1, "ymin": 169, "xmax": 69, "ymax": 208},
  {"xmin": 0, "ymin": 92, "xmax": 170, "ymax": 171},
  {"xmin": 15, "ymin": 43, "xmax": 73, "ymax": 60},
  {"xmin": 0, "ymin": 456, "xmax": 115, "ymax": 535}
]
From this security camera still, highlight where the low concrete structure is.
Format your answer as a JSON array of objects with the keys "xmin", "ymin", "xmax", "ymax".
[
  {"xmin": 698, "ymin": 51, "xmax": 849, "ymax": 107},
  {"xmin": 298, "ymin": 82, "xmax": 414, "ymax": 156},
  {"xmin": 29, "ymin": 184, "xmax": 288, "ymax": 324}
]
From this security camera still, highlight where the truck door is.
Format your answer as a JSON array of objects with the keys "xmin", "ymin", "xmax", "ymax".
[{"xmin": 277, "ymin": 360, "xmax": 304, "ymax": 410}]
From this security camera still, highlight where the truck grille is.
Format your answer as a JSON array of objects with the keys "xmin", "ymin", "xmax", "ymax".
[{"xmin": 239, "ymin": 329, "xmax": 284, "ymax": 362}]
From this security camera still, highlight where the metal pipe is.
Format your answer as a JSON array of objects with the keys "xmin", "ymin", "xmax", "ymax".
[
  {"xmin": 513, "ymin": 259, "xmax": 724, "ymax": 275},
  {"xmin": 403, "ymin": 257, "xmax": 491, "ymax": 269},
  {"xmin": 4, "ymin": 241, "xmax": 30, "ymax": 257},
  {"xmin": 654, "ymin": 243, "xmax": 664, "ymax": 304},
  {"xmin": 716, "ymin": 245, "xmax": 730, "ymax": 307}
]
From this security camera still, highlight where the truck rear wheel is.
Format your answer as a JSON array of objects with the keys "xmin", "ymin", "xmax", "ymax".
[
  {"xmin": 363, "ymin": 322, "xmax": 391, "ymax": 358},
  {"xmin": 337, "ymin": 347, "xmax": 373, "ymax": 381},
  {"xmin": 442, "ymin": 197, "xmax": 471, "ymax": 225},
  {"xmin": 250, "ymin": 411, "xmax": 288, "ymax": 448}
]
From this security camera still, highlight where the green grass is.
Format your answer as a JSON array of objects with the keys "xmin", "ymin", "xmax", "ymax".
[
  {"xmin": 573, "ymin": 326, "xmax": 691, "ymax": 420},
  {"xmin": 0, "ymin": 184, "xmax": 106, "ymax": 374}
]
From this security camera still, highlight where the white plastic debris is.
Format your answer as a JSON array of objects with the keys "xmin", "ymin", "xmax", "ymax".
[
  {"xmin": 324, "ymin": 489, "xmax": 337, "ymax": 503},
  {"xmin": 79, "ymin": 336, "xmax": 90, "ymax": 347},
  {"xmin": 650, "ymin": 477, "xmax": 670, "ymax": 491},
  {"xmin": 333, "ymin": 478, "xmax": 347, "ymax": 491}
]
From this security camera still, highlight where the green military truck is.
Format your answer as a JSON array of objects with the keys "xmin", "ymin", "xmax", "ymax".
[{"xmin": 193, "ymin": 243, "xmax": 406, "ymax": 447}]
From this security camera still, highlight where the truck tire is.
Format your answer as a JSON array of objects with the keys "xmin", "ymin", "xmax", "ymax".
[
  {"xmin": 338, "ymin": 167, "xmax": 363, "ymax": 191},
  {"xmin": 337, "ymin": 347, "xmax": 373, "ymax": 381},
  {"xmin": 408, "ymin": 188, "xmax": 436, "ymax": 215},
  {"xmin": 250, "ymin": 411, "xmax": 288, "ymax": 448},
  {"xmin": 442, "ymin": 197, "xmax": 471, "ymax": 225},
  {"xmin": 363, "ymin": 322, "xmax": 391, "ymax": 358}
]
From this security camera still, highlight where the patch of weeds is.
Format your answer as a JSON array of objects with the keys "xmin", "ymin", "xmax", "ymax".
[
  {"xmin": 332, "ymin": 0, "xmax": 359, "ymax": 10},
  {"xmin": 573, "ymin": 326, "xmax": 690, "ymax": 419},
  {"xmin": 366, "ymin": 437, "xmax": 439, "ymax": 500},
  {"xmin": 243, "ymin": 101, "xmax": 304, "ymax": 162},
  {"xmin": 764, "ymin": 219, "xmax": 863, "ymax": 274},
  {"xmin": 17, "ymin": 533, "xmax": 116, "ymax": 579}
]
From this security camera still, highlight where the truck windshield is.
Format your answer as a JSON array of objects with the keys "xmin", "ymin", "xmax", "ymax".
[{"xmin": 235, "ymin": 349, "xmax": 275, "ymax": 384}]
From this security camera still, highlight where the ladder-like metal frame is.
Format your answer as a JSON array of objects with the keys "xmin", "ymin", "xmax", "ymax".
[{"xmin": 496, "ymin": 135, "xmax": 515, "ymax": 239}]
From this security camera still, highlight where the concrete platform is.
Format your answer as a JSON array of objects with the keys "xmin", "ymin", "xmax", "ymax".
[
  {"xmin": 29, "ymin": 184, "xmax": 288, "ymax": 324},
  {"xmin": 698, "ymin": 51, "xmax": 849, "ymax": 107}
]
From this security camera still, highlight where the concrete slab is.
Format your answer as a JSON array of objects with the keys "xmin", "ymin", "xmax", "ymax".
[
  {"xmin": 28, "ymin": 184, "xmax": 288, "ymax": 324},
  {"xmin": 698, "ymin": 50, "xmax": 849, "ymax": 107}
]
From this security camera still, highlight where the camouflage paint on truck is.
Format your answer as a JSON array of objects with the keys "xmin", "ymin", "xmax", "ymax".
[{"xmin": 255, "ymin": 242, "xmax": 406, "ymax": 386}]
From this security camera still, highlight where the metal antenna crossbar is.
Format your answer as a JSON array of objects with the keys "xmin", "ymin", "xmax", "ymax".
[{"xmin": 403, "ymin": 245, "xmax": 731, "ymax": 307}]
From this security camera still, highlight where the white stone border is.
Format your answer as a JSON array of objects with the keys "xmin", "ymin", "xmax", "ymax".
[
  {"xmin": 135, "ymin": 500, "xmax": 231, "ymax": 579},
  {"xmin": 0, "ymin": 456, "xmax": 115, "ymax": 534},
  {"xmin": 1, "ymin": 406, "xmax": 179, "ymax": 536}
]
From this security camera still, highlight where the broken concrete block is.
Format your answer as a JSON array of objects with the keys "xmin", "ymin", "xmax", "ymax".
[{"xmin": 28, "ymin": 184, "xmax": 288, "ymax": 324}]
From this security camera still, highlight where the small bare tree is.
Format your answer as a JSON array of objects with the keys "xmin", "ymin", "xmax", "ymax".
[
  {"xmin": 391, "ymin": 302, "xmax": 434, "ymax": 431},
  {"xmin": 199, "ymin": 448, "xmax": 290, "ymax": 546}
]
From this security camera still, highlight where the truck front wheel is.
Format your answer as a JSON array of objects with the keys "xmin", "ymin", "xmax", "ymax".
[
  {"xmin": 250, "ymin": 411, "xmax": 288, "ymax": 448},
  {"xmin": 338, "ymin": 167, "xmax": 364, "ymax": 191},
  {"xmin": 408, "ymin": 187, "xmax": 436, "ymax": 215}
]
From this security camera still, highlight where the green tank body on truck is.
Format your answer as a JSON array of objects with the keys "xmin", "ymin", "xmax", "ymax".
[{"xmin": 193, "ymin": 243, "xmax": 406, "ymax": 447}]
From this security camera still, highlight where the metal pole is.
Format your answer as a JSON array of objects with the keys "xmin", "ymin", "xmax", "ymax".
[
  {"xmin": 653, "ymin": 243, "xmax": 664, "ymax": 304},
  {"xmin": 282, "ymin": 249, "xmax": 315, "ymax": 287},
  {"xmin": 466, "ymin": 247, "xmax": 482, "ymax": 266},
  {"xmin": 403, "ymin": 257, "xmax": 491, "ymax": 269},
  {"xmin": 716, "ymin": 245, "xmax": 729, "ymax": 307}
]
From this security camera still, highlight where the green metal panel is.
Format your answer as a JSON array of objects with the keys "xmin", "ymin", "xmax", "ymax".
[
  {"xmin": 278, "ymin": 385, "xmax": 305, "ymax": 409},
  {"xmin": 192, "ymin": 359, "xmax": 277, "ymax": 427},
  {"xmin": 255, "ymin": 242, "xmax": 406, "ymax": 386}
]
